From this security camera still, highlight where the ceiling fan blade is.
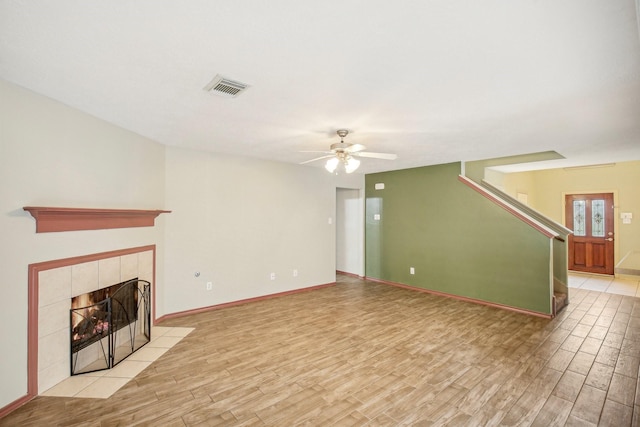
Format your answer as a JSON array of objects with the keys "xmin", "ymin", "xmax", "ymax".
[
  {"xmin": 299, "ymin": 155, "xmax": 335, "ymax": 165},
  {"xmin": 345, "ymin": 144, "xmax": 366, "ymax": 153},
  {"xmin": 354, "ymin": 152, "xmax": 398, "ymax": 160}
]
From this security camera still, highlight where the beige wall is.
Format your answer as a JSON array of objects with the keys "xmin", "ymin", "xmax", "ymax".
[
  {"xmin": 499, "ymin": 161, "xmax": 640, "ymax": 266},
  {"xmin": 163, "ymin": 147, "xmax": 345, "ymax": 314},
  {"xmin": 0, "ymin": 79, "xmax": 165, "ymax": 408}
]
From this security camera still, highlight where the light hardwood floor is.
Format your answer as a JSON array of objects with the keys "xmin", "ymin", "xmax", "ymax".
[{"xmin": 2, "ymin": 274, "xmax": 639, "ymax": 426}]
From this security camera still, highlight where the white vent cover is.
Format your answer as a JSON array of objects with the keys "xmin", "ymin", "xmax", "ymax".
[{"xmin": 203, "ymin": 75, "xmax": 250, "ymax": 98}]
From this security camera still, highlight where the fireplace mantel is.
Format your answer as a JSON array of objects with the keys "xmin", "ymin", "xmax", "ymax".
[{"xmin": 23, "ymin": 206, "xmax": 171, "ymax": 233}]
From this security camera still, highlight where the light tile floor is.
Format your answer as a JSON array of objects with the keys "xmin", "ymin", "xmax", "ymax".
[
  {"xmin": 568, "ymin": 271, "xmax": 640, "ymax": 297},
  {"xmin": 41, "ymin": 326, "xmax": 194, "ymax": 399}
]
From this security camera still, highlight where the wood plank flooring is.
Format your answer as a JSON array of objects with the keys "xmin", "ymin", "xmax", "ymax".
[{"xmin": 2, "ymin": 274, "xmax": 639, "ymax": 426}]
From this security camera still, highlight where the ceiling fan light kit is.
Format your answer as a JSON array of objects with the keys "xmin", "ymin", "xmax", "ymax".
[
  {"xmin": 302, "ymin": 129, "xmax": 397, "ymax": 174},
  {"xmin": 325, "ymin": 157, "xmax": 340, "ymax": 173},
  {"xmin": 344, "ymin": 157, "xmax": 360, "ymax": 173}
]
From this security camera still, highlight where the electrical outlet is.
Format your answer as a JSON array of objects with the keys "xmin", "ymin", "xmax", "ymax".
[
  {"xmin": 206, "ymin": 281, "xmax": 212, "ymax": 290},
  {"xmin": 270, "ymin": 272, "xmax": 276, "ymax": 280},
  {"xmin": 410, "ymin": 267, "xmax": 415, "ymax": 275}
]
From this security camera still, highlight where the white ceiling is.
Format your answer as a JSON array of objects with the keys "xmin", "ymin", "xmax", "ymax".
[{"xmin": 2, "ymin": 0, "xmax": 640, "ymax": 174}]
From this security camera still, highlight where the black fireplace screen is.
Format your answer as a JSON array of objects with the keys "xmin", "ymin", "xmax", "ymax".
[{"xmin": 70, "ymin": 278, "xmax": 151, "ymax": 375}]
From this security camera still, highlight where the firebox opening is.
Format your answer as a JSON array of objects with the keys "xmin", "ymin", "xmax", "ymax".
[{"xmin": 70, "ymin": 278, "xmax": 151, "ymax": 375}]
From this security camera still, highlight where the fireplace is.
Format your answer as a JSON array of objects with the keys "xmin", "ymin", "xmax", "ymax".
[
  {"xmin": 31, "ymin": 246, "xmax": 155, "ymax": 394},
  {"xmin": 70, "ymin": 278, "xmax": 151, "ymax": 375}
]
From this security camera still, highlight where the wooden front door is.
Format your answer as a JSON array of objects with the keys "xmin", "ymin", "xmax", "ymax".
[{"xmin": 565, "ymin": 193, "xmax": 614, "ymax": 275}]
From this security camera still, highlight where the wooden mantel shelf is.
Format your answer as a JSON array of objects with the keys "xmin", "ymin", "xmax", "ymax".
[{"xmin": 23, "ymin": 206, "xmax": 171, "ymax": 233}]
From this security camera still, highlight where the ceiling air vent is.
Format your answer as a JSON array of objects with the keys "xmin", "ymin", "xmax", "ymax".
[{"xmin": 203, "ymin": 75, "xmax": 250, "ymax": 98}]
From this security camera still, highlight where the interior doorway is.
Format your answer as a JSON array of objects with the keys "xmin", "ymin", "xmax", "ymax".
[
  {"xmin": 336, "ymin": 188, "xmax": 363, "ymax": 276},
  {"xmin": 565, "ymin": 193, "xmax": 615, "ymax": 275}
]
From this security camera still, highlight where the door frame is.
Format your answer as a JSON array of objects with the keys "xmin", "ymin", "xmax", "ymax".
[{"xmin": 562, "ymin": 190, "xmax": 619, "ymax": 275}]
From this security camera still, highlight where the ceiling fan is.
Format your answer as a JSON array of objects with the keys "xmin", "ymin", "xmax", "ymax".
[{"xmin": 300, "ymin": 129, "xmax": 398, "ymax": 173}]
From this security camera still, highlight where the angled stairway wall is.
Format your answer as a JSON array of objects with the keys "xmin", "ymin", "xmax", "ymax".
[
  {"xmin": 479, "ymin": 179, "xmax": 572, "ymax": 303},
  {"xmin": 365, "ymin": 162, "xmax": 570, "ymax": 317}
]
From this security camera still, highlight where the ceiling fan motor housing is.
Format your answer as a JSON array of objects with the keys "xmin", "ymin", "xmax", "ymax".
[{"xmin": 330, "ymin": 142, "xmax": 351, "ymax": 152}]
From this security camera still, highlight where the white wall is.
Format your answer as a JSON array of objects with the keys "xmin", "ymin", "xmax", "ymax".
[
  {"xmin": 163, "ymin": 147, "xmax": 340, "ymax": 314},
  {"xmin": 0, "ymin": 79, "xmax": 166, "ymax": 408}
]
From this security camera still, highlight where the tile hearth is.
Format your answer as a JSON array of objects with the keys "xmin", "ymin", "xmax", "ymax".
[{"xmin": 41, "ymin": 326, "xmax": 193, "ymax": 399}]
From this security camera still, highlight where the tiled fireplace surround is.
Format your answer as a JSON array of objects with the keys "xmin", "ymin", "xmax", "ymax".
[{"xmin": 30, "ymin": 245, "xmax": 156, "ymax": 395}]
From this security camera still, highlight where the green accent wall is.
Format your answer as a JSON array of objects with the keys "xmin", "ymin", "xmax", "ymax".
[{"xmin": 366, "ymin": 162, "xmax": 552, "ymax": 314}]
